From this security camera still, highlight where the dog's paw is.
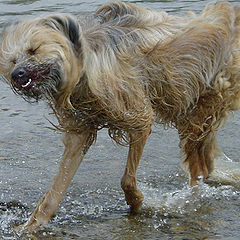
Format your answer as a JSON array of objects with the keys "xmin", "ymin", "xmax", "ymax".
[
  {"xmin": 16, "ymin": 207, "xmax": 50, "ymax": 232},
  {"xmin": 21, "ymin": 218, "xmax": 42, "ymax": 232},
  {"xmin": 129, "ymin": 201, "xmax": 143, "ymax": 215},
  {"xmin": 14, "ymin": 217, "xmax": 43, "ymax": 233},
  {"xmin": 125, "ymin": 188, "xmax": 144, "ymax": 214}
]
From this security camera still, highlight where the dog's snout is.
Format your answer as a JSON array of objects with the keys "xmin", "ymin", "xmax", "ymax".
[{"xmin": 11, "ymin": 67, "xmax": 26, "ymax": 81}]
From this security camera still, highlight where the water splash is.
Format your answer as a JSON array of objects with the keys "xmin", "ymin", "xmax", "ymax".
[
  {"xmin": 140, "ymin": 175, "xmax": 239, "ymax": 215},
  {"xmin": 0, "ymin": 201, "xmax": 28, "ymax": 239},
  {"xmin": 209, "ymin": 153, "xmax": 240, "ymax": 185}
]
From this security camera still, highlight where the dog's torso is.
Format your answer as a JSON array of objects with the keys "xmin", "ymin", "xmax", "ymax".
[{"xmin": 56, "ymin": 2, "xmax": 240, "ymax": 145}]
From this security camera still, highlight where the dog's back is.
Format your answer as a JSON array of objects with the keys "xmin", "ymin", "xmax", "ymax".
[{"xmin": 143, "ymin": 2, "xmax": 239, "ymax": 123}]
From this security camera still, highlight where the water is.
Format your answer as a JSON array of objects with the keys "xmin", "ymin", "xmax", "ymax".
[{"xmin": 0, "ymin": 0, "xmax": 240, "ymax": 239}]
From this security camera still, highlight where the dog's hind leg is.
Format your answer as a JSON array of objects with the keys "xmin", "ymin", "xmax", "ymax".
[
  {"xmin": 178, "ymin": 96, "xmax": 226, "ymax": 186},
  {"xmin": 180, "ymin": 132, "xmax": 220, "ymax": 186},
  {"xmin": 21, "ymin": 131, "xmax": 95, "ymax": 231},
  {"xmin": 121, "ymin": 127, "xmax": 151, "ymax": 214}
]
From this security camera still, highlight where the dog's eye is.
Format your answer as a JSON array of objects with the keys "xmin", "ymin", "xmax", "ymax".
[
  {"xmin": 27, "ymin": 46, "xmax": 40, "ymax": 56},
  {"xmin": 28, "ymin": 48, "xmax": 36, "ymax": 56},
  {"xmin": 11, "ymin": 59, "xmax": 16, "ymax": 64}
]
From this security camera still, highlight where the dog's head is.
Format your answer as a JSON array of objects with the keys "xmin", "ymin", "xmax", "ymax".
[{"xmin": 0, "ymin": 14, "xmax": 82, "ymax": 102}]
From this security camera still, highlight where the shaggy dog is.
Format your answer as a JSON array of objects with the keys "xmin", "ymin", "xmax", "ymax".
[{"xmin": 0, "ymin": 1, "xmax": 240, "ymax": 231}]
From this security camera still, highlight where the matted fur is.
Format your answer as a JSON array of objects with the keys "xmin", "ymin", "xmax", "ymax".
[{"xmin": 0, "ymin": 1, "xmax": 240, "ymax": 231}]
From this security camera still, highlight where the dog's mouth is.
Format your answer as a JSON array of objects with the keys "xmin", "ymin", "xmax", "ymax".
[
  {"xmin": 11, "ymin": 67, "xmax": 50, "ymax": 90},
  {"xmin": 10, "ymin": 63, "xmax": 62, "ymax": 101}
]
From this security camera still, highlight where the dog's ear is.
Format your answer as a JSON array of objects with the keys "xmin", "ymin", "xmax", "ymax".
[{"xmin": 44, "ymin": 15, "xmax": 82, "ymax": 54}]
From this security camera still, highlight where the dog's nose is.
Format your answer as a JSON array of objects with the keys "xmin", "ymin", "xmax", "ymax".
[{"xmin": 11, "ymin": 67, "xmax": 26, "ymax": 81}]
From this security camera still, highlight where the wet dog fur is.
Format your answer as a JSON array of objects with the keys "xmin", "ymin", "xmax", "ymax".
[{"xmin": 0, "ymin": 1, "xmax": 240, "ymax": 231}]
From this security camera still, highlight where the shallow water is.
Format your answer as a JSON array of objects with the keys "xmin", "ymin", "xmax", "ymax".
[{"xmin": 0, "ymin": 0, "xmax": 240, "ymax": 239}]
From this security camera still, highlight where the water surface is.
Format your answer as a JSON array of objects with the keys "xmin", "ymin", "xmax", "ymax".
[{"xmin": 0, "ymin": 0, "xmax": 240, "ymax": 239}]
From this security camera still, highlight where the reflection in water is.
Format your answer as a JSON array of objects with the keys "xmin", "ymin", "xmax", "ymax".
[{"xmin": 0, "ymin": 0, "xmax": 240, "ymax": 239}]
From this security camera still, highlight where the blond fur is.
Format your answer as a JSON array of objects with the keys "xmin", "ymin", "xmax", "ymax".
[{"xmin": 0, "ymin": 1, "xmax": 240, "ymax": 231}]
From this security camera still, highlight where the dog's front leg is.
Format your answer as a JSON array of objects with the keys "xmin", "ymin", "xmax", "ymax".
[
  {"xmin": 21, "ymin": 131, "xmax": 95, "ymax": 232},
  {"xmin": 121, "ymin": 127, "xmax": 151, "ymax": 214}
]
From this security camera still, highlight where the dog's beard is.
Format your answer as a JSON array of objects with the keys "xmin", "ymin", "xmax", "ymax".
[{"xmin": 11, "ymin": 61, "xmax": 63, "ymax": 102}]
